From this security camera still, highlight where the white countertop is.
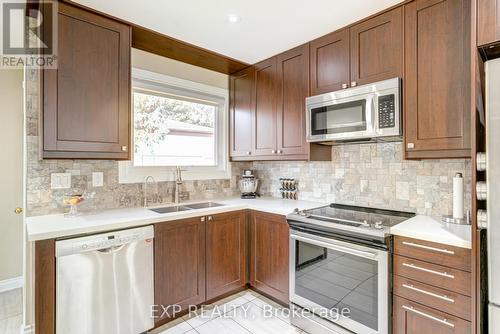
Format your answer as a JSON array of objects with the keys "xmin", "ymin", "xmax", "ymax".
[
  {"xmin": 26, "ymin": 197, "xmax": 324, "ymax": 241},
  {"xmin": 26, "ymin": 197, "xmax": 472, "ymax": 249},
  {"xmin": 390, "ymin": 215, "xmax": 471, "ymax": 249}
]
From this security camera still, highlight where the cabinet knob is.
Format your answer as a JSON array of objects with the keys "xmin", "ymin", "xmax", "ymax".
[
  {"xmin": 271, "ymin": 150, "xmax": 276, "ymax": 154},
  {"xmin": 351, "ymin": 81, "xmax": 357, "ymax": 87},
  {"xmin": 246, "ymin": 151, "xmax": 251, "ymax": 155},
  {"xmin": 200, "ymin": 217, "xmax": 205, "ymax": 222},
  {"xmin": 207, "ymin": 216, "xmax": 213, "ymax": 221},
  {"xmin": 407, "ymin": 143, "xmax": 415, "ymax": 149},
  {"xmin": 277, "ymin": 150, "xmax": 282, "ymax": 154},
  {"xmin": 121, "ymin": 146, "xmax": 128, "ymax": 152},
  {"xmin": 342, "ymin": 83, "xmax": 348, "ymax": 89},
  {"xmin": 14, "ymin": 207, "xmax": 23, "ymax": 214}
]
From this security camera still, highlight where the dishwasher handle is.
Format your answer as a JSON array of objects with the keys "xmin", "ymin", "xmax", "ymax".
[{"xmin": 56, "ymin": 225, "xmax": 154, "ymax": 257}]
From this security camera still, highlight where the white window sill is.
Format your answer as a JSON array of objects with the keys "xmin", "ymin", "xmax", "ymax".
[{"xmin": 118, "ymin": 161, "xmax": 232, "ymax": 184}]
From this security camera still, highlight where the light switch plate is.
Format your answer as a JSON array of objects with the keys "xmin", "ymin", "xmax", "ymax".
[
  {"xmin": 92, "ymin": 172, "xmax": 104, "ymax": 187},
  {"xmin": 51, "ymin": 173, "xmax": 71, "ymax": 189}
]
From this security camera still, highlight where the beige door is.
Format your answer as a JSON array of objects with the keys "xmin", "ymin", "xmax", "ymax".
[{"xmin": 0, "ymin": 69, "xmax": 24, "ymax": 282}]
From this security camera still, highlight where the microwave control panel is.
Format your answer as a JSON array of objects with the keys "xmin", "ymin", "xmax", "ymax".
[{"xmin": 378, "ymin": 94, "xmax": 395, "ymax": 128}]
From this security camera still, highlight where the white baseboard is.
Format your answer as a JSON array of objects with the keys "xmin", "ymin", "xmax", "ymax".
[
  {"xmin": 20, "ymin": 324, "xmax": 34, "ymax": 334},
  {"xmin": 0, "ymin": 276, "xmax": 23, "ymax": 293}
]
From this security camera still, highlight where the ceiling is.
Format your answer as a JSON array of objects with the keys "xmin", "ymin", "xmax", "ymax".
[{"xmin": 74, "ymin": 0, "xmax": 404, "ymax": 64}]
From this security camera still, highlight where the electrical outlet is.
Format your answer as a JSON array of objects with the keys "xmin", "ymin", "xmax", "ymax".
[
  {"xmin": 92, "ymin": 172, "xmax": 104, "ymax": 187},
  {"xmin": 51, "ymin": 173, "xmax": 71, "ymax": 189}
]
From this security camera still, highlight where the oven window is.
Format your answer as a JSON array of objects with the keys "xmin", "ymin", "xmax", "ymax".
[
  {"xmin": 310, "ymin": 100, "xmax": 366, "ymax": 135},
  {"xmin": 294, "ymin": 239, "xmax": 379, "ymax": 330}
]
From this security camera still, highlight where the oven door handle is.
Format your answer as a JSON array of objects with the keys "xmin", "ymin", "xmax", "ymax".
[{"xmin": 291, "ymin": 233, "xmax": 378, "ymax": 259}]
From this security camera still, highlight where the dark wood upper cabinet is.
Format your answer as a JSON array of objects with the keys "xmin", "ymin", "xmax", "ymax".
[
  {"xmin": 404, "ymin": 0, "xmax": 471, "ymax": 159},
  {"xmin": 229, "ymin": 67, "xmax": 255, "ymax": 158},
  {"xmin": 310, "ymin": 29, "xmax": 350, "ymax": 95},
  {"xmin": 43, "ymin": 3, "xmax": 131, "ymax": 159},
  {"xmin": 350, "ymin": 7, "xmax": 403, "ymax": 86},
  {"xmin": 250, "ymin": 211, "xmax": 289, "ymax": 305},
  {"xmin": 276, "ymin": 44, "xmax": 310, "ymax": 157},
  {"xmin": 253, "ymin": 57, "xmax": 279, "ymax": 156},
  {"xmin": 477, "ymin": 0, "xmax": 500, "ymax": 46},
  {"xmin": 154, "ymin": 218, "xmax": 206, "ymax": 326},
  {"xmin": 230, "ymin": 46, "xmax": 331, "ymax": 161},
  {"xmin": 205, "ymin": 211, "xmax": 247, "ymax": 300}
]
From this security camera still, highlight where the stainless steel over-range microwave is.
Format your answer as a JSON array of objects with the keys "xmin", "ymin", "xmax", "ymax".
[{"xmin": 305, "ymin": 78, "xmax": 402, "ymax": 144}]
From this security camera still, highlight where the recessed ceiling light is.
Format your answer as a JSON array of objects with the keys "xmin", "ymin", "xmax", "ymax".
[{"xmin": 227, "ymin": 14, "xmax": 241, "ymax": 23}]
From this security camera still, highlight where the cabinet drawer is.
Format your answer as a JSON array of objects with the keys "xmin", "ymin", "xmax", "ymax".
[
  {"xmin": 394, "ymin": 237, "xmax": 471, "ymax": 272},
  {"xmin": 393, "ymin": 276, "xmax": 471, "ymax": 321},
  {"xmin": 394, "ymin": 255, "xmax": 471, "ymax": 296},
  {"xmin": 393, "ymin": 295, "xmax": 471, "ymax": 334}
]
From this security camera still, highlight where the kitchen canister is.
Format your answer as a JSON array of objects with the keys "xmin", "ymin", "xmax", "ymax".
[
  {"xmin": 477, "ymin": 152, "xmax": 487, "ymax": 171},
  {"xmin": 477, "ymin": 209, "xmax": 488, "ymax": 229},
  {"xmin": 476, "ymin": 181, "xmax": 487, "ymax": 201}
]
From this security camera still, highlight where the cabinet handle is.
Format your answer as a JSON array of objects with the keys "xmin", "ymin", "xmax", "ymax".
[
  {"xmin": 121, "ymin": 146, "xmax": 128, "ymax": 152},
  {"xmin": 402, "ymin": 305, "xmax": 455, "ymax": 328},
  {"xmin": 407, "ymin": 143, "xmax": 415, "ymax": 149},
  {"xmin": 207, "ymin": 216, "xmax": 213, "ymax": 221},
  {"xmin": 402, "ymin": 283, "xmax": 455, "ymax": 303},
  {"xmin": 401, "ymin": 241, "xmax": 455, "ymax": 255},
  {"xmin": 402, "ymin": 262, "xmax": 454, "ymax": 279},
  {"xmin": 200, "ymin": 217, "xmax": 205, "ymax": 222},
  {"xmin": 351, "ymin": 81, "xmax": 357, "ymax": 87},
  {"xmin": 341, "ymin": 83, "xmax": 348, "ymax": 89}
]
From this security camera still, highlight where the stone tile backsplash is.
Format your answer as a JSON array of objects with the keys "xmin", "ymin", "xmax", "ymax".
[
  {"xmin": 25, "ymin": 69, "xmax": 471, "ymax": 217},
  {"xmin": 251, "ymin": 143, "xmax": 471, "ymax": 216}
]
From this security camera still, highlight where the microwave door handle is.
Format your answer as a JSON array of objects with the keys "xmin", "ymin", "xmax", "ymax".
[
  {"xmin": 366, "ymin": 95, "xmax": 376, "ymax": 132},
  {"xmin": 291, "ymin": 233, "xmax": 378, "ymax": 259}
]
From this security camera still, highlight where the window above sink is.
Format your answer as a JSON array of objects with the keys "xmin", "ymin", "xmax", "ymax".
[{"xmin": 119, "ymin": 68, "xmax": 231, "ymax": 184}]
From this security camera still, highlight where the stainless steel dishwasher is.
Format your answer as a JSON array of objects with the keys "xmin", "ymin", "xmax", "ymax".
[{"xmin": 56, "ymin": 226, "xmax": 154, "ymax": 334}]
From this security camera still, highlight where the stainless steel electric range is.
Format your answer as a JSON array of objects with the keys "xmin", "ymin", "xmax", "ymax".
[{"xmin": 287, "ymin": 204, "xmax": 415, "ymax": 334}]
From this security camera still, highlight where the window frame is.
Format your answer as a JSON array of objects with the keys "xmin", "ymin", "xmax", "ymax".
[{"xmin": 118, "ymin": 68, "xmax": 231, "ymax": 184}]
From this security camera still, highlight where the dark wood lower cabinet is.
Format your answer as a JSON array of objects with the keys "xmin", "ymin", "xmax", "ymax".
[
  {"xmin": 35, "ymin": 240, "xmax": 56, "ymax": 334},
  {"xmin": 206, "ymin": 211, "xmax": 247, "ymax": 300},
  {"xmin": 250, "ymin": 211, "xmax": 289, "ymax": 305},
  {"xmin": 393, "ymin": 296, "xmax": 471, "ymax": 334},
  {"xmin": 154, "ymin": 217, "xmax": 206, "ymax": 326}
]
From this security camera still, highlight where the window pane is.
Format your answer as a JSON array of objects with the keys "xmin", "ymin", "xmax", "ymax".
[{"xmin": 133, "ymin": 91, "xmax": 216, "ymax": 166}]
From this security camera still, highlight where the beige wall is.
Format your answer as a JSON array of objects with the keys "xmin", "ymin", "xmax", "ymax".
[
  {"xmin": 0, "ymin": 69, "xmax": 24, "ymax": 281},
  {"xmin": 131, "ymin": 48, "xmax": 229, "ymax": 89}
]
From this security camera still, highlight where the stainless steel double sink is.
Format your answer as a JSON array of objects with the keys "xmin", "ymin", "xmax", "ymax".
[{"xmin": 149, "ymin": 202, "xmax": 225, "ymax": 214}]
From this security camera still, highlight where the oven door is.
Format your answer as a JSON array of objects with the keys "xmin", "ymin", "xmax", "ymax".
[
  {"xmin": 306, "ymin": 93, "xmax": 376, "ymax": 142},
  {"xmin": 289, "ymin": 230, "xmax": 389, "ymax": 334}
]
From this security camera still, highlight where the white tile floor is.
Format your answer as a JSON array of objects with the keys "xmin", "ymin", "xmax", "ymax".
[
  {"xmin": 150, "ymin": 290, "xmax": 306, "ymax": 334},
  {"xmin": 0, "ymin": 288, "xmax": 23, "ymax": 334}
]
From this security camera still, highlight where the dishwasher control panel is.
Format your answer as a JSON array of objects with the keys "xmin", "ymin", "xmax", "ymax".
[{"xmin": 56, "ymin": 226, "xmax": 154, "ymax": 257}]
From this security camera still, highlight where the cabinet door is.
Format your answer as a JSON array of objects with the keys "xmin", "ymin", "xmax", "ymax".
[
  {"xmin": 230, "ymin": 67, "xmax": 255, "ymax": 158},
  {"xmin": 310, "ymin": 29, "xmax": 350, "ymax": 95},
  {"xmin": 404, "ymin": 0, "xmax": 471, "ymax": 159},
  {"xmin": 154, "ymin": 218, "xmax": 205, "ymax": 325},
  {"xmin": 477, "ymin": 0, "xmax": 500, "ymax": 46},
  {"xmin": 253, "ymin": 57, "xmax": 278, "ymax": 156},
  {"xmin": 250, "ymin": 211, "xmax": 289, "ymax": 304},
  {"xmin": 43, "ymin": 3, "xmax": 130, "ymax": 159},
  {"xmin": 276, "ymin": 44, "xmax": 310, "ymax": 157},
  {"xmin": 206, "ymin": 211, "xmax": 247, "ymax": 300},
  {"xmin": 350, "ymin": 7, "xmax": 403, "ymax": 86},
  {"xmin": 393, "ymin": 296, "xmax": 471, "ymax": 334}
]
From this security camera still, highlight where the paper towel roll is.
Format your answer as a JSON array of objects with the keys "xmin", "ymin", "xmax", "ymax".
[{"xmin": 453, "ymin": 173, "xmax": 464, "ymax": 219}]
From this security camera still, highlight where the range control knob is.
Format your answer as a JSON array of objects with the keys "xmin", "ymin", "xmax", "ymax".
[
  {"xmin": 374, "ymin": 221, "xmax": 384, "ymax": 229},
  {"xmin": 293, "ymin": 208, "xmax": 300, "ymax": 214}
]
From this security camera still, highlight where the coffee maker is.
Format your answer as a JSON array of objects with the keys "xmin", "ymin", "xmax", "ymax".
[{"xmin": 239, "ymin": 170, "xmax": 259, "ymax": 199}]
